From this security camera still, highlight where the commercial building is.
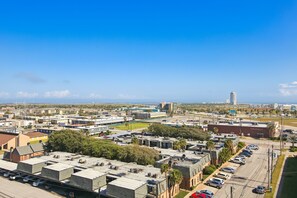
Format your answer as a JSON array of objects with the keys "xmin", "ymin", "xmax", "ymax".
[
  {"xmin": 17, "ymin": 158, "xmax": 47, "ymax": 174},
  {"xmin": 159, "ymin": 102, "xmax": 174, "ymax": 113},
  {"xmin": 230, "ymin": 92, "xmax": 237, "ymax": 105},
  {"xmin": 132, "ymin": 112, "xmax": 167, "ymax": 119},
  {"xmin": 76, "ymin": 125, "xmax": 109, "ymax": 136},
  {"xmin": 208, "ymin": 121, "xmax": 276, "ymax": 138}
]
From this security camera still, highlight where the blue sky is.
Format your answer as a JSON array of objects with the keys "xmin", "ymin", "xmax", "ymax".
[{"xmin": 0, "ymin": 0, "xmax": 296, "ymax": 103}]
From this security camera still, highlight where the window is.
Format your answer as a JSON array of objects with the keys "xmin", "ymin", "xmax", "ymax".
[{"xmin": 3, "ymin": 144, "xmax": 8, "ymax": 149}]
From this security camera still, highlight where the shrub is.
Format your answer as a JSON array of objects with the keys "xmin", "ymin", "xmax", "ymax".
[
  {"xmin": 203, "ymin": 165, "xmax": 217, "ymax": 175},
  {"xmin": 289, "ymin": 146, "xmax": 297, "ymax": 152}
]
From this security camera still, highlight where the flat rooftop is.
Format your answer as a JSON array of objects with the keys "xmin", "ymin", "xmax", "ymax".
[
  {"xmin": 72, "ymin": 169, "xmax": 106, "ymax": 180},
  {"xmin": 212, "ymin": 122, "xmax": 270, "ymax": 128},
  {"xmin": 0, "ymin": 159, "xmax": 17, "ymax": 171},
  {"xmin": 44, "ymin": 163, "xmax": 74, "ymax": 171},
  {"xmin": 108, "ymin": 177, "xmax": 146, "ymax": 190},
  {"xmin": 40, "ymin": 151, "xmax": 165, "ymax": 183},
  {"xmin": 20, "ymin": 158, "xmax": 47, "ymax": 165}
]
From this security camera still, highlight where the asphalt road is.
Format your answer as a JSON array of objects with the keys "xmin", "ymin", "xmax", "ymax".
[
  {"xmin": 0, "ymin": 176, "xmax": 61, "ymax": 198},
  {"xmin": 214, "ymin": 141, "xmax": 278, "ymax": 198}
]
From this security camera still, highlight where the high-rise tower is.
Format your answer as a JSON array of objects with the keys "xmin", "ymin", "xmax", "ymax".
[{"xmin": 230, "ymin": 92, "xmax": 237, "ymax": 105}]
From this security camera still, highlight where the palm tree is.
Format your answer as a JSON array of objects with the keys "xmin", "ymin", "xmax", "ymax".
[
  {"xmin": 224, "ymin": 139, "xmax": 234, "ymax": 154},
  {"xmin": 206, "ymin": 140, "xmax": 215, "ymax": 151},
  {"xmin": 169, "ymin": 169, "xmax": 183, "ymax": 197},
  {"xmin": 161, "ymin": 164, "xmax": 169, "ymax": 198},
  {"xmin": 173, "ymin": 141, "xmax": 181, "ymax": 150},
  {"xmin": 179, "ymin": 139, "xmax": 187, "ymax": 151}
]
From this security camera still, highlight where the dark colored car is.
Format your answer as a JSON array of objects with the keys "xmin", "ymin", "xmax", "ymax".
[{"xmin": 253, "ymin": 185, "xmax": 266, "ymax": 194}]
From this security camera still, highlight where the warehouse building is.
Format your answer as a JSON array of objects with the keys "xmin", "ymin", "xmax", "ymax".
[{"xmin": 208, "ymin": 121, "xmax": 276, "ymax": 138}]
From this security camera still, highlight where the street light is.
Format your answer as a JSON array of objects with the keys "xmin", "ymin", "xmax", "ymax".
[{"xmin": 280, "ymin": 114, "xmax": 284, "ymax": 154}]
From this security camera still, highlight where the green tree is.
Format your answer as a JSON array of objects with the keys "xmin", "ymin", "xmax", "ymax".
[
  {"xmin": 224, "ymin": 139, "xmax": 234, "ymax": 154},
  {"xmin": 169, "ymin": 169, "xmax": 183, "ymax": 198},
  {"xmin": 161, "ymin": 164, "xmax": 170, "ymax": 198},
  {"xmin": 131, "ymin": 137, "xmax": 139, "ymax": 145},
  {"xmin": 206, "ymin": 140, "xmax": 215, "ymax": 150},
  {"xmin": 179, "ymin": 139, "xmax": 187, "ymax": 150},
  {"xmin": 213, "ymin": 127, "xmax": 219, "ymax": 134},
  {"xmin": 218, "ymin": 148, "xmax": 231, "ymax": 164}
]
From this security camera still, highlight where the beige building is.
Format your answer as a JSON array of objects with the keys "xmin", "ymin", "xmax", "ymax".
[{"xmin": 0, "ymin": 133, "xmax": 30, "ymax": 151}]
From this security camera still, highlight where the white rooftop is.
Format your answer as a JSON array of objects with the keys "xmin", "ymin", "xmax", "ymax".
[
  {"xmin": 44, "ymin": 163, "xmax": 74, "ymax": 171},
  {"xmin": 20, "ymin": 158, "xmax": 47, "ymax": 165},
  {"xmin": 108, "ymin": 177, "xmax": 146, "ymax": 190},
  {"xmin": 72, "ymin": 169, "xmax": 106, "ymax": 179}
]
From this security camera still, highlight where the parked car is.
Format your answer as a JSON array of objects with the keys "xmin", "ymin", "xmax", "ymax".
[
  {"xmin": 241, "ymin": 151, "xmax": 252, "ymax": 157},
  {"xmin": 23, "ymin": 175, "xmax": 34, "ymax": 183},
  {"xmin": 33, "ymin": 179, "xmax": 46, "ymax": 187},
  {"xmin": 247, "ymin": 144, "xmax": 259, "ymax": 150},
  {"xmin": 205, "ymin": 179, "xmax": 223, "ymax": 189},
  {"xmin": 243, "ymin": 149, "xmax": 253, "ymax": 155},
  {"xmin": 214, "ymin": 172, "xmax": 230, "ymax": 180},
  {"xmin": 237, "ymin": 154, "xmax": 247, "ymax": 159},
  {"xmin": 232, "ymin": 157, "xmax": 246, "ymax": 165},
  {"xmin": 191, "ymin": 192, "xmax": 213, "ymax": 198},
  {"xmin": 220, "ymin": 167, "xmax": 235, "ymax": 174},
  {"xmin": 253, "ymin": 185, "xmax": 266, "ymax": 194},
  {"xmin": 212, "ymin": 177, "xmax": 224, "ymax": 184},
  {"xmin": 9, "ymin": 173, "xmax": 22, "ymax": 180},
  {"xmin": 196, "ymin": 190, "xmax": 214, "ymax": 197},
  {"xmin": 3, "ymin": 172, "xmax": 13, "ymax": 178}
]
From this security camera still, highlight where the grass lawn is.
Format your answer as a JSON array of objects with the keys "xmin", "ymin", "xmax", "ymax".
[
  {"xmin": 115, "ymin": 122, "xmax": 150, "ymax": 130},
  {"xmin": 175, "ymin": 190, "xmax": 189, "ymax": 198},
  {"xmin": 251, "ymin": 117, "xmax": 297, "ymax": 127},
  {"xmin": 279, "ymin": 157, "xmax": 297, "ymax": 198},
  {"xmin": 203, "ymin": 174, "xmax": 210, "ymax": 181},
  {"xmin": 265, "ymin": 155, "xmax": 285, "ymax": 198}
]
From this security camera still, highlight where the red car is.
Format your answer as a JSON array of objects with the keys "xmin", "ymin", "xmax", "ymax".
[{"xmin": 190, "ymin": 192, "xmax": 212, "ymax": 198}]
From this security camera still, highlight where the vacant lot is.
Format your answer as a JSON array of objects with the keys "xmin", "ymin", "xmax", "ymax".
[
  {"xmin": 115, "ymin": 122, "xmax": 150, "ymax": 130},
  {"xmin": 279, "ymin": 157, "xmax": 297, "ymax": 198},
  {"xmin": 250, "ymin": 117, "xmax": 297, "ymax": 127}
]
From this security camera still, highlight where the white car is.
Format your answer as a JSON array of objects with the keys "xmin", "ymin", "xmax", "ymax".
[
  {"xmin": 247, "ymin": 144, "xmax": 259, "ymax": 150},
  {"xmin": 232, "ymin": 157, "xmax": 246, "ymax": 165},
  {"xmin": 215, "ymin": 172, "xmax": 230, "ymax": 180},
  {"xmin": 32, "ymin": 179, "xmax": 46, "ymax": 187},
  {"xmin": 23, "ymin": 175, "xmax": 34, "ymax": 183},
  {"xmin": 221, "ymin": 167, "xmax": 235, "ymax": 174},
  {"xmin": 212, "ymin": 177, "xmax": 225, "ymax": 184}
]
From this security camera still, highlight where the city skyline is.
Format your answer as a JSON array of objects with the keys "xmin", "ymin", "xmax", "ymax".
[{"xmin": 0, "ymin": 1, "xmax": 297, "ymax": 103}]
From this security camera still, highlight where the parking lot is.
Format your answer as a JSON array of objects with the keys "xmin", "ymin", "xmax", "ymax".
[
  {"xmin": 0, "ymin": 176, "xmax": 61, "ymax": 198},
  {"xmin": 191, "ymin": 142, "xmax": 278, "ymax": 198}
]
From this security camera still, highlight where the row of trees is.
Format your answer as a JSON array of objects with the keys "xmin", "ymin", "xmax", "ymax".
[
  {"xmin": 218, "ymin": 139, "xmax": 234, "ymax": 165},
  {"xmin": 146, "ymin": 123, "xmax": 210, "ymax": 140},
  {"xmin": 47, "ymin": 130, "xmax": 160, "ymax": 165}
]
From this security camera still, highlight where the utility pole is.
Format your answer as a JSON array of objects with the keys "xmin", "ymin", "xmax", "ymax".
[
  {"xmin": 230, "ymin": 186, "xmax": 234, "ymax": 198},
  {"xmin": 271, "ymin": 145, "xmax": 274, "ymax": 184},
  {"xmin": 268, "ymin": 148, "xmax": 271, "ymax": 190}
]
